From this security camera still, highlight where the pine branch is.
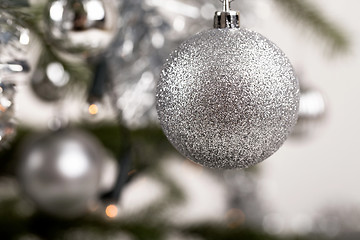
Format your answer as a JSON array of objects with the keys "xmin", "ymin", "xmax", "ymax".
[
  {"xmin": 0, "ymin": 0, "xmax": 29, "ymax": 8},
  {"xmin": 0, "ymin": 197, "xmax": 324, "ymax": 240},
  {"xmin": 272, "ymin": 0, "xmax": 349, "ymax": 54}
]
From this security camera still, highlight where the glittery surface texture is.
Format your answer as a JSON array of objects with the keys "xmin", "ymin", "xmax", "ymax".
[{"xmin": 156, "ymin": 28, "xmax": 299, "ymax": 169}]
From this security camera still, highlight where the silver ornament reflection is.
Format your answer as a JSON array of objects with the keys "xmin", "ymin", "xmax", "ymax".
[
  {"xmin": 0, "ymin": 11, "xmax": 30, "ymax": 74},
  {"xmin": 0, "ymin": 81, "xmax": 16, "ymax": 118},
  {"xmin": 291, "ymin": 86, "xmax": 326, "ymax": 138},
  {"xmin": 109, "ymin": 0, "xmax": 219, "ymax": 128},
  {"xmin": 156, "ymin": 29, "xmax": 300, "ymax": 169},
  {"xmin": 18, "ymin": 129, "xmax": 106, "ymax": 218},
  {"xmin": 45, "ymin": 0, "xmax": 118, "ymax": 57},
  {"xmin": 31, "ymin": 62, "xmax": 70, "ymax": 102},
  {"xmin": 0, "ymin": 118, "xmax": 16, "ymax": 149}
]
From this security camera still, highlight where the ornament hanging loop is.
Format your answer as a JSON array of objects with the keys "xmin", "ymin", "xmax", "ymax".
[
  {"xmin": 222, "ymin": 0, "xmax": 231, "ymax": 11},
  {"xmin": 215, "ymin": 0, "xmax": 240, "ymax": 29}
]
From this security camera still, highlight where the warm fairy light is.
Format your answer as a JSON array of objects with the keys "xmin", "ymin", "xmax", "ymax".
[
  {"xmin": 105, "ymin": 204, "xmax": 118, "ymax": 218},
  {"xmin": 88, "ymin": 104, "xmax": 99, "ymax": 115},
  {"xmin": 226, "ymin": 208, "xmax": 245, "ymax": 228}
]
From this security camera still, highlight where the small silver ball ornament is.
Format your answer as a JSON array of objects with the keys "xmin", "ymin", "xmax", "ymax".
[
  {"xmin": 18, "ymin": 129, "xmax": 106, "ymax": 218},
  {"xmin": 31, "ymin": 61, "xmax": 70, "ymax": 102},
  {"xmin": 156, "ymin": 6, "xmax": 299, "ymax": 169},
  {"xmin": 291, "ymin": 85, "xmax": 326, "ymax": 138},
  {"xmin": 45, "ymin": 0, "xmax": 118, "ymax": 58}
]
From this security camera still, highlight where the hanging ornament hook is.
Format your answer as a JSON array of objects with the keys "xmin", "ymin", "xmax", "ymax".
[
  {"xmin": 214, "ymin": 0, "xmax": 240, "ymax": 29},
  {"xmin": 221, "ymin": 0, "xmax": 232, "ymax": 11}
]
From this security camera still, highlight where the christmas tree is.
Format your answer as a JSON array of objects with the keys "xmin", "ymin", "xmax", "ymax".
[{"xmin": 0, "ymin": 0, "xmax": 350, "ymax": 239}]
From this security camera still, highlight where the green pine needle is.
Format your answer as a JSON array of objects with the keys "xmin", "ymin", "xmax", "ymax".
[
  {"xmin": 272, "ymin": 0, "xmax": 349, "ymax": 55},
  {"xmin": 0, "ymin": 0, "xmax": 29, "ymax": 8}
]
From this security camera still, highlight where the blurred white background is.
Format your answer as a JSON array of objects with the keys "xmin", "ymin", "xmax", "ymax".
[{"xmin": 253, "ymin": 0, "xmax": 360, "ymax": 233}]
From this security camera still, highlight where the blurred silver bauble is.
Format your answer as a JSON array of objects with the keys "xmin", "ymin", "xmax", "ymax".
[
  {"xmin": 109, "ymin": 0, "xmax": 220, "ymax": 128},
  {"xmin": 45, "ymin": 0, "xmax": 119, "ymax": 58},
  {"xmin": 0, "ymin": 11, "xmax": 31, "ymax": 75},
  {"xmin": 31, "ymin": 62, "xmax": 70, "ymax": 102},
  {"xmin": 156, "ymin": 28, "xmax": 299, "ymax": 169},
  {"xmin": 0, "ymin": 81, "xmax": 16, "ymax": 118},
  {"xmin": 98, "ymin": 153, "xmax": 118, "ymax": 195},
  {"xmin": 291, "ymin": 86, "xmax": 326, "ymax": 138},
  {"xmin": 18, "ymin": 128, "xmax": 107, "ymax": 218}
]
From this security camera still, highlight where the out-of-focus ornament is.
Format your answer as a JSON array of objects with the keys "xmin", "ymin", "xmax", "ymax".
[
  {"xmin": 0, "ymin": 11, "xmax": 31, "ymax": 75},
  {"xmin": 31, "ymin": 61, "xmax": 70, "ymax": 102},
  {"xmin": 291, "ymin": 85, "xmax": 326, "ymax": 138},
  {"xmin": 156, "ymin": 0, "xmax": 299, "ymax": 169},
  {"xmin": 98, "ymin": 154, "xmax": 118, "ymax": 195},
  {"xmin": 0, "ymin": 81, "xmax": 16, "ymax": 118},
  {"xmin": 109, "ymin": 0, "xmax": 219, "ymax": 128},
  {"xmin": 18, "ymin": 128, "xmax": 107, "ymax": 218},
  {"xmin": 44, "ymin": 0, "xmax": 119, "ymax": 58}
]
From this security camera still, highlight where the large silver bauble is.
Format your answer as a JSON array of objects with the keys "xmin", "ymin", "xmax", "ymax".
[
  {"xmin": 156, "ymin": 28, "xmax": 300, "ymax": 169},
  {"xmin": 18, "ymin": 129, "xmax": 106, "ymax": 218},
  {"xmin": 45, "ymin": 0, "xmax": 118, "ymax": 57}
]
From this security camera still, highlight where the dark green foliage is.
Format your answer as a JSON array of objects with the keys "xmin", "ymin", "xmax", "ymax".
[
  {"xmin": 0, "ymin": 124, "xmax": 176, "ymax": 175},
  {"xmin": 0, "ymin": 0, "xmax": 29, "ymax": 8},
  {"xmin": 0, "ymin": 199, "xmax": 327, "ymax": 240}
]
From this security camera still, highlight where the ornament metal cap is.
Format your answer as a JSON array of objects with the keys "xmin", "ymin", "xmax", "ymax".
[{"xmin": 214, "ymin": 0, "xmax": 240, "ymax": 29}]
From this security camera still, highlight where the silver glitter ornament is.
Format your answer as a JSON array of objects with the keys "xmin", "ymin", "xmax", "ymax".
[
  {"xmin": 18, "ymin": 129, "xmax": 106, "ymax": 218},
  {"xmin": 45, "ymin": 0, "xmax": 118, "ymax": 58},
  {"xmin": 156, "ymin": 1, "xmax": 299, "ymax": 169}
]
